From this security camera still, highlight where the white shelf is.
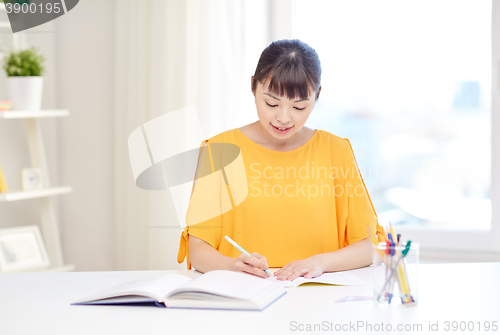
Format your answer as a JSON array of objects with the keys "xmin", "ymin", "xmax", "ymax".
[
  {"xmin": 0, "ymin": 22, "xmax": 10, "ymax": 29},
  {"xmin": 0, "ymin": 186, "xmax": 72, "ymax": 202},
  {"xmin": 0, "ymin": 110, "xmax": 70, "ymax": 119}
]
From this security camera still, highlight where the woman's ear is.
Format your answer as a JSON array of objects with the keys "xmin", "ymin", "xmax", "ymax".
[
  {"xmin": 316, "ymin": 86, "xmax": 322, "ymax": 100},
  {"xmin": 251, "ymin": 76, "xmax": 255, "ymax": 96}
]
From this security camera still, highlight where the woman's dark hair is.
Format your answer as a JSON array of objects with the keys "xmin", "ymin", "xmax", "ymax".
[{"xmin": 252, "ymin": 39, "xmax": 322, "ymax": 101}]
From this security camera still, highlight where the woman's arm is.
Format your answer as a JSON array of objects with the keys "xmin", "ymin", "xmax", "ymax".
[
  {"xmin": 189, "ymin": 235, "xmax": 270, "ymax": 278},
  {"xmin": 273, "ymin": 237, "xmax": 373, "ymax": 281}
]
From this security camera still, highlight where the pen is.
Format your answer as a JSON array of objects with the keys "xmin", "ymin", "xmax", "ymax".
[
  {"xmin": 389, "ymin": 222, "xmax": 396, "ymax": 241},
  {"xmin": 385, "ymin": 241, "xmax": 394, "ymax": 303},
  {"xmin": 391, "ymin": 232, "xmax": 412, "ymax": 302},
  {"xmin": 388, "ymin": 238, "xmax": 397, "ymax": 304},
  {"xmin": 387, "ymin": 235, "xmax": 410, "ymax": 303},
  {"xmin": 224, "ymin": 235, "xmax": 272, "ymax": 275},
  {"xmin": 388, "ymin": 226, "xmax": 411, "ymax": 302}
]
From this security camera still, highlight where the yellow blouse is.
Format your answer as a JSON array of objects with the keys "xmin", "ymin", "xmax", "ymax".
[{"xmin": 177, "ymin": 128, "xmax": 387, "ymax": 269}]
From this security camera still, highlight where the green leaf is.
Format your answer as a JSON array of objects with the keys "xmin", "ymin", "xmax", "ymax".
[{"xmin": 2, "ymin": 47, "xmax": 45, "ymax": 77}]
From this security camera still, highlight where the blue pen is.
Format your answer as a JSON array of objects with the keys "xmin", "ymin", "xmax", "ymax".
[
  {"xmin": 224, "ymin": 235, "xmax": 272, "ymax": 275},
  {"xmin": 387, "ymin": 233, "xmax": 401, "ymax": 304},
  {"xmin": 387, "ymin": 237, "xmax": 395, "ymax": 303}
]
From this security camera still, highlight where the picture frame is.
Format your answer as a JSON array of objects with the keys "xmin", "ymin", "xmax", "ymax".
[
  {"xmin": 0, "ymin": 225, "xmax": 51, "ymax": 272},
  {"xmin": 20, "ymin": 168, "xmax": 44, "ymax": 190}
]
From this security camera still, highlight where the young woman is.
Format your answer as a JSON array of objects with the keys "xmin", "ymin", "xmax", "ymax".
[{"xmin": 177, "ymin": 39, "xmax": 386, "ymax": 281}]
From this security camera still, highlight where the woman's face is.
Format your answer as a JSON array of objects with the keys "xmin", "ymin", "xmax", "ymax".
[{"xmin": 253, "ymin": 78, "xmax": 316, "ymax": 141}]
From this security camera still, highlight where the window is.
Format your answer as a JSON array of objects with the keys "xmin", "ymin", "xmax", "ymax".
[{"xmin": 295, "ymin": 0, "xmax": 497, "ymax": 251}]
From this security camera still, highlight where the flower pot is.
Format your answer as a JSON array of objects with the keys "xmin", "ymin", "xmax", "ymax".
[{"xmin": 7, "ymin": 76, "xmax": 44, "ymax": 111}]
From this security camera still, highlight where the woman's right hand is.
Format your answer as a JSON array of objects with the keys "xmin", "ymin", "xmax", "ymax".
[{"xmin": 231, "ymin": 252, "xmax": 270, "ymax": 278}]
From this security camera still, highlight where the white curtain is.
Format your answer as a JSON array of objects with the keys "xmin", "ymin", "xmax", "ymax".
[{"xmin": 113, "ymin": 0, "xmax": 295, "ymax": 270}]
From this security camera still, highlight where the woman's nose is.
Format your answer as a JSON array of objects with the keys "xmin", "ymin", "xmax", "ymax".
[{"xmin": 277, "ymin": 108, "xmax": 292, "ymax": 124}]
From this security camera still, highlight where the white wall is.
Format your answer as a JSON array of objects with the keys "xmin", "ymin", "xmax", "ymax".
[{"xmin": 54, "ymin": 0, "xmax": 116, "ymax": 270}]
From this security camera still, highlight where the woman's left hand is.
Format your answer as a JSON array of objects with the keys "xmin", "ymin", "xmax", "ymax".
[{"xmin": 274, "ymin": 256, "xmax": 324, "ymax": 281}]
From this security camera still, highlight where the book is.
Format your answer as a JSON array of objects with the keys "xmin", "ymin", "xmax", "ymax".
[
  {"xmin": 0, "ymin": 100, "xmax": 11, "ymax": 112},
  {"xmin": 72, "ymin": 270, "xmax": 286, "ymax": 311},
  {"xmin": 269, "ymin": 271, "xmax": 365, "ymax": 288},
  {"xmin": 0, "ymin": 163, "xmax": 7, "ymax": 193}
]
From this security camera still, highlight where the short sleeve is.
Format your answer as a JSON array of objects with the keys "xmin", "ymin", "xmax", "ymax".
[
  {"xmin": 343, "ymin": 139, "xmax": 387, "ymax": 245},
  {"xmin": 177, "ymin": 140, "xmax": 224, "ymax": 269}
]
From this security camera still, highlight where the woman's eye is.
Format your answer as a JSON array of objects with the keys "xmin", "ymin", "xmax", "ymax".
[
  {"xmin": 266, "ymin": 102, "xmax": 278, "ymax": 108},
  {"xmin": 295, "ymin": 107, "xmax": 306, "ymax": 111}
]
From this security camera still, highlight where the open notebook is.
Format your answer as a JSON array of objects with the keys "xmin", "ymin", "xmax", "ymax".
[{"xmin": 72, "ymin": 270, "xmax": 286, "ymax": 311}]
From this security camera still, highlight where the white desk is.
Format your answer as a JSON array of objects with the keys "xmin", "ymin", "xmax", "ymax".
[{"xmin": 1, "ymin": 263, "xmax": 499, "ymax": 335}]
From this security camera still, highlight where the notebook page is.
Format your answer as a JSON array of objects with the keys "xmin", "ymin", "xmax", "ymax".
[
  {"xmin": 170, "ymin": 270, "xmax": 278, "ymax": 300},
  {"xmin": 268, "ymin": 271, "xmax": 365, "ymax": 288},
  {"xmin": 73, "ymin": 274, "xmax": 192, "ymax": 304}
]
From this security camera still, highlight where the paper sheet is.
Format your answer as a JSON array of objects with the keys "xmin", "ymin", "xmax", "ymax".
[{"xmin": 267, "ymin": 271, "xmax": 365, "ymax": 288}]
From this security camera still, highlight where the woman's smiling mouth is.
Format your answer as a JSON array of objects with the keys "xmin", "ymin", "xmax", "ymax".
[{"xmin": 271, "ymin": 123, "xmax": 293, "ymax": 134}]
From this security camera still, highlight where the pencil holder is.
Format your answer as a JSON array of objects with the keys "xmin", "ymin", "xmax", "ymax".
[{"xmin": 372, "ymin": 242, "xmax": 419, "ymax": 307}]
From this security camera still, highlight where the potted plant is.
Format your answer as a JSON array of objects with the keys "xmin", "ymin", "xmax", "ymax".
[{"xmin": 3, "ymin": 48, "xmax": 45, "ymax": 111}]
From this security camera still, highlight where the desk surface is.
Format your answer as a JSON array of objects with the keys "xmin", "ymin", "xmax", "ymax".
[{"xmin": 1, "ymin": 263, "xmax": 499, "ymax": 335}]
